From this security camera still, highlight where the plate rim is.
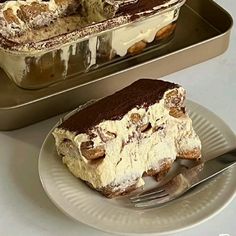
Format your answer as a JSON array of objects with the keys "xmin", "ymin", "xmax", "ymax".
[{"xmin": 38, "ymin": 100, "xmax": 236, "ymax": 235}]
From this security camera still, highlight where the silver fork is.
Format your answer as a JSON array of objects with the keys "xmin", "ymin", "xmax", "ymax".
[{"xmin": 130, "ymin": 149, "xmax": 236, "ymax": 208}]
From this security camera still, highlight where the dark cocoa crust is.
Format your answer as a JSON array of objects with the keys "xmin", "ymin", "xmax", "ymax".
[
  {"xmin": 59, "ymin": 79, "xmax": 179, "ymax": 134},
  {"xmin": 117, "ymin": 0, "xmax": 169, "ymax": 15},
  {"xmin": 117, "ymin": 0, "xmax": 184, "ymax": 20}
]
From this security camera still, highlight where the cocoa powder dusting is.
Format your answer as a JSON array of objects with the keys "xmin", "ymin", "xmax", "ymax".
[{"xmin": 59, "ymin": 79, "xmax": 179, "ymax": 134}]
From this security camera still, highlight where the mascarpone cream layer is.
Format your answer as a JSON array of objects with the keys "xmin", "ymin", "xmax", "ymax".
[{"xmin": 112, "ymin": 8, "xmax": 178, "ymax": 56}]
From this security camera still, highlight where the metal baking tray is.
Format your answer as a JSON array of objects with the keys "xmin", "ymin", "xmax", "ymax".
[{"xmin": 0, "ymin": 0, "xmax": 233, "ymax": 131}]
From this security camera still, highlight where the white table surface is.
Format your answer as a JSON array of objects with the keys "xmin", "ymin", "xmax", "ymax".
[{"xmin": 0, "ymin": 1, "xmax": 235, "ymax": 235}]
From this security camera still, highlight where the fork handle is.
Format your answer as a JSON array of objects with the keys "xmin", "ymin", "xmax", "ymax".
[{"xmin": 183, "ymin": 149, "xmax": 236, "ymax": 188}]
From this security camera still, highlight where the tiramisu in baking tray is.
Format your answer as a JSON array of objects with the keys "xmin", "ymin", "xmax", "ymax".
[{"xmin": 0, "ymin": 0, "xmax": 185, "ymax": 89}]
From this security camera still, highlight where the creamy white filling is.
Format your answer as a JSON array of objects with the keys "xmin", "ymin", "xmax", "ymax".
[
  {"xmin": 88, "ymin": 36, "xmax": 98, "ymax": 68},
  {"xmin": 1, "ymin": 0, "xmax": 61, "ymax": 25},
  {"xmin": 111, "ymin": 8, "xmax": 179, "ymax": 56},
  {"xmin": 0, "ymin": 0, "xmax": 59, "ymax": 36},
  {"xmin": 60, "ymin": 45, "xmax": 70, "ymax": 77},
  {"xmin": 0, "ymin": 49, "xmax": 27, "ymax": 83},
  {"xmin": 2, "ymin": 0, "xmax": 58, "ymax": 12},
  {"xmin": 53, "ymin": 88, "xmax": 201, "ymax": 190},
  {"xmin": 0, "ymin": 0, "xmax": 116, "ymax": 38}
]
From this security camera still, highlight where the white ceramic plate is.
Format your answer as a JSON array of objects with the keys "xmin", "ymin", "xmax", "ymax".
[{"xmin": 39, "ymin": 100, "xmax": 236, "ymax": 235}]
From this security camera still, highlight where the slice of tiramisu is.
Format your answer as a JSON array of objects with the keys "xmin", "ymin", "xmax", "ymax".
[{"xmin": 53, "ymin": 79, "xmax": 201, "ymax": 198}]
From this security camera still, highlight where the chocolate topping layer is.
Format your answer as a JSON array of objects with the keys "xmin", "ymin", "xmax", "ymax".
[
  {"xmin": 117, "ymin": 0, "xmax": 170, "ymax": 15},
  {"xmin": 59, "ymin": 79, "xmax": 179, "ymax": 134}
]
